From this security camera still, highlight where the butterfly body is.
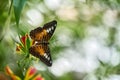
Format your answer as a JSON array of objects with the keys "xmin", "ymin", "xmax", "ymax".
[{"xmin": 29, "ymin": 20, "xmax": 57, "ymax": 66}]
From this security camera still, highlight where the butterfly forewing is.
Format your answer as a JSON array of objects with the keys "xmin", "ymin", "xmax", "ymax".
[
  {"xmin": 43, "ymin": 20, "xmax": 57, "ymax": 39},
  {"xmin": 29, "ymin": 20, "xmax": 57, "ymax": 66},
  {"xmin": 30, "ymin": 20, "xmax": 57, "ymax": 42}
]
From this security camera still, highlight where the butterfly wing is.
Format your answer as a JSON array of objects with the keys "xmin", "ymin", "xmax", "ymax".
[
  {"xmin": 30, "ymin": 20, "xmax": 57, "ymax": 42},
  {"xmin": 29, "ymin": 44, "xmax": 52, "ymax": 66},
  {"xmin": 29, "ymin": 20, "xmax": 57, "ymax": 66},
  {"xmin": 43, "ymin": 20, "xmax": 57, "ymax": 41}
]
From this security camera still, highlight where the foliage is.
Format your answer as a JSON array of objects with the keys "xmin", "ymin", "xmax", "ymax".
[{"xmin": 0, "ymin": 0, "xmax": 120, "ymax": 80}]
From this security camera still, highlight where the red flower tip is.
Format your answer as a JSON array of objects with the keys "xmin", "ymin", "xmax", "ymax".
[
  {"xmin": 25, "ymin": 66, "xmax": 37, "ymax": 79},
  {"xmin": 29, "ymin": 67, "xmax": 36, "ymax": 76},
  {"xmin": 20, "ymin": 34, "xmax": 28, "ymax": 46},
  {"xmin": 33, "ymin": 75, "xmax": 44, "ymax": 80}
]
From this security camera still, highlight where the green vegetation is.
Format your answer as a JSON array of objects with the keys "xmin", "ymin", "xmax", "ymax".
[{"xmin": 0, "ymin": 0, "xmax": 120, "ymax": 80}]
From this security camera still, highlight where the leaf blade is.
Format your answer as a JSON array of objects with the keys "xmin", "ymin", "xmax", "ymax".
[{"xmin": 13, "ymin": 0, "xmax": 26, "ymax": 25}]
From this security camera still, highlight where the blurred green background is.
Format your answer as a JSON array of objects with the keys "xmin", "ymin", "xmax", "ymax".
[{"xmin": 0, "ymin": 0, "xmax": 120, "ymax": 80}]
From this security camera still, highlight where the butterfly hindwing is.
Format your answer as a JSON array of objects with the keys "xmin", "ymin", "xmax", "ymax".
[{"xmin": 29, "ymin": 43, "xmax": 52, "ymax": 66}]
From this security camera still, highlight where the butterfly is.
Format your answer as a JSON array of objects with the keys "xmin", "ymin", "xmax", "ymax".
[{"xmin": 29, "ymin": 20, "xmax": 57, "ymax": 66}]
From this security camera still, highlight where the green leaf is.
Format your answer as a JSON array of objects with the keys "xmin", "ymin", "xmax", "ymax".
[
  {"xmin": 26, "ymin": 35, "xmax": 30, "ymax": 52},
  {"xmin": 13, "ymin": 0, "xmax": 26, "ymax": 25}
]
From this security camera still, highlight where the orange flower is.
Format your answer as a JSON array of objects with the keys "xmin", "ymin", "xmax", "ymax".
[
  {"xmin": 5, "ymin": 66, "xmax": 21, "ymax": 80},
  {"xmin": 20, "ymin": 34, "xmax": 28, "ymax": 46},
  {"xmin": 5, "ymin": 66, "xmax": 13, "ymax": 75},
  {"xmin": 11, "ymin": 75, "xmax": 21, "ymax": 80},
  {"xmin": 24, "ymin": 66, "xmax": 45, "ymax": 80},
  {"xmin": 24, "ymin": 66, "xmax": 37, "ymax": 79},
  {"xmin": 33, "ymin": 75, "xmax": 44, "ymax": 80},
  {"xmin": 5, "ymin": 66, "xmax": 45, "ymax": 80},
  {"xmin": 16, "ymin": 44, "xmax": 22, "ymax": 52},
  {"xmin": 16, "ymin": 34, "xmax": 29, "ymax": 52}
]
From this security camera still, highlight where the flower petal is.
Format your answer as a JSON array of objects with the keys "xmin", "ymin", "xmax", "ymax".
[
  {"xmin": 16, "ymin": 45, "xmax": 22, "ymax": 52},
  {"xmin": 21, "ymin": 34, "xmax": 28, "ymax": 46},
  {"xmin": 25, "ymin": 66, "xmax": 36, "ymax": 79},
  {"xmin": 33, "ymin": 75, "xmax": 44, "ymax": 80},
  {"xmin": 5, "ymin": 66, "xmax": 13, "ymax": 75},
  {"xmin": 11, "ymin": 74, "xmax": 21, "ymax": 80},
  {"xmin": 5, "ymin": 66, "xmax": 21, "ymax": 80},
  {"xmin": 21, "ymin": 36, "xmax": 26, "ymax": 46}
]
